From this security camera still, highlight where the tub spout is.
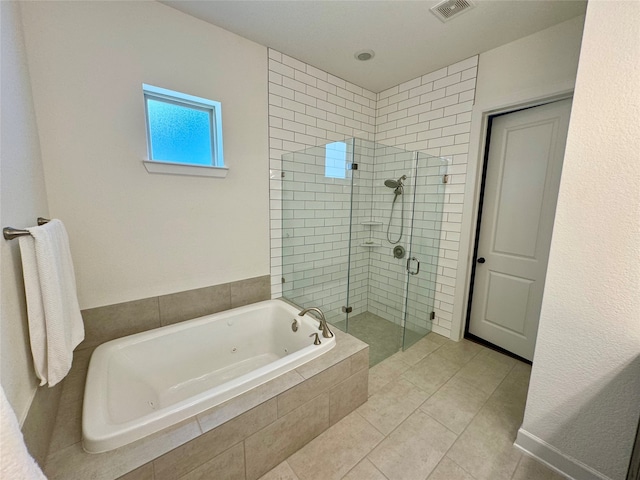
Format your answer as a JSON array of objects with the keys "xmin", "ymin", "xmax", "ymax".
[{"xmin": 298, "ymin": 307, "xmax": 334, "ymax": 339}]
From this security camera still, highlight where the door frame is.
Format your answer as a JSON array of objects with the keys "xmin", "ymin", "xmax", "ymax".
[
  {"xmin": 464, "ymin": 102, "xmax": 572, "ymax": 362},
  {"xmin": 450, "ymin": 83, "xmax": 575, "ymax": 343}
]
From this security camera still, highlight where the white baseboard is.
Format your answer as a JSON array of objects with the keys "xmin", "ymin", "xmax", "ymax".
[{"xmin": 514, "ymin": 428, "xmax": 612, "ymax": 480}]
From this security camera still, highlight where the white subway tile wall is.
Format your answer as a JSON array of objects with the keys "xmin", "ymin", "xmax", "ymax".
[
  {"xmin": 281, "ymin": 141, "xmax": 376, "ymax": 325},
  {"xmin": 374, "ymin": 56, "xmax": 478, "ymax": 338},
  {"xmin": 269, "ymin": 48, "xmax": 478, "ymax": 339},
  {"xmin": 368, "ymin": 148, "xmax": 447, "ymax": 338},
  {"xmin": 268, "ymin": 49, "xmax": 377, "ymax": 325}
]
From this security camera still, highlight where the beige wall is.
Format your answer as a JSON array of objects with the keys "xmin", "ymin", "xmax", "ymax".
[
  {"xmin": 0, "ymin": 1, "xmax": 50, "ymax": 422},
  {"xmin": 474, "ymin": 15, "xmax": 585, "ymax": 109},
  {"xmin": 452, "ymin": 15, "xmax": 585, "ymax": 340},
  {"xmin": 20, "ymin": 1, "xmax": 270, "ymax": 309},
  {"xmin": 518, "ymin": 2, "xmax": 640, "ymax": 479}
]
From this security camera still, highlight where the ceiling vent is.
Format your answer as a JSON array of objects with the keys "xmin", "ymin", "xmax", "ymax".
[{"xmin": 430, "ymin": 0, "xmax": 476, "ymax": 23}]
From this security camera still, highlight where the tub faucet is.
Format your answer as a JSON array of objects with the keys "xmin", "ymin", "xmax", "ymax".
[{"xmin": 298, "ymin": 307, "xmax": 334, "ymax": 339}]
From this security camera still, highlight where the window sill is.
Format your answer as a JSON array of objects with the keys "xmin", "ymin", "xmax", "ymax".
[{"xmin": 143, "ymin": 161, "xmax": 228, "ymax": 178}]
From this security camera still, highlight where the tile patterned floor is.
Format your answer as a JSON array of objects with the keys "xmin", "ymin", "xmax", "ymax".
[{"xmin": 258, "ymin": 333, "xmax": 565, "ymax": 480}]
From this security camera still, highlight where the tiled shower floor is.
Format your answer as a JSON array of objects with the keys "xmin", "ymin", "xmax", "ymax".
[
  {"xmin": 333, "ymin": 312, "xmax": 425, "ymax": 367},
  {"xmin": 258, "ymin": 333, "xmax": 564, "ymax": 480}
]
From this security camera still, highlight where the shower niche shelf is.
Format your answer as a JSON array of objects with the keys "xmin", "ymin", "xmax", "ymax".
[{"xmin": 361, "ymin": 222, "xmax": 382, "ymax": 247}]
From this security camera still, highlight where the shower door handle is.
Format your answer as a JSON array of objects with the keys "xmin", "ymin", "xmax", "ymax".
[{"xmin": 407, "ymin": 257, "xmax": 420, "ymax": 275}]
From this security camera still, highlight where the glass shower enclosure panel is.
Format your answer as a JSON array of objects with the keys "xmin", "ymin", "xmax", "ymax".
[
  {"xmin": 281, "ymin": 137, "xmax": 448, "ymax": 365},
  {"xmin": 357, "ymin": 142, "xmax": 421, "ymax": 361},
  {"xmin": 402, "ymin": 153, "xmax": 448, "ymax": 350},
  {"xmin": 281, "ymin": 140, "xmax": 355, "ymax": 326}
]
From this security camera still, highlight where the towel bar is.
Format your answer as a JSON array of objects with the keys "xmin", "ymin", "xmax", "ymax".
[{"xmin": 3, "ymin": 218, "xmax": 50, "ymax": 240}]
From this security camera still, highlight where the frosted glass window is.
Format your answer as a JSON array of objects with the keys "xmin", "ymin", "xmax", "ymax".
[
  {"xmin": 143, "ymin": 84, "xmax": 224, "ymax": 168},
  {"xmin": 325, "ymin": 142, "xmax": 347, "ymax": 179},
  {"xmin": 146, "ymin": 99, "xmax": 212, "ymax": 166}
]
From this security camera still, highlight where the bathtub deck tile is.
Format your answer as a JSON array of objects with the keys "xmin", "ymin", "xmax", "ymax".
[
  {"xmin": 294, "ymin": 328, "xmax": 368, "ymax": 379},
  {"xmin": 59, "ymin": 347, "xmax": 94, "ymax": 405},
  {"xmin": 44, "ymin": 313, "xmax": 369, "ymax": 480},
  {"xmin": 49, "ymin": 347, "xmax": 94, "ymax": 455},
  {"xmin": 22, "ymin": 381, "xmax": 64, "ymax": 469},
  {"xmin": 197, "ymin": 370, "xmax": 304, "ymax": 433},
  {"xmin": 244, "ymin": 393, "xmax": 330, "ymax": 480},
  {"xmin": 79, "ymin": 297, "xmax": 161, "ymax": 350},
  {"xmin": 116, "ymin": 462, "xmax": 154, "ymax": 480},
  {"xmin": 176, "ymin": 443, "xmax": 245, "ymax": 480},
  {"xmin": 48, "ymin": 398, "xmax": 83, "ymax": 454},
  {"xmin": 277, "ymin": 358, "xmax": 351, "ymax": 417},
  {"xmin": 329, "ymin": 367, "xmax": 369, "ymax": 425},
  {"xmin": 229, "ymin": 275, "xmax": 271, "ymax": 308},
  {"xmin": 158, "ymin": 283, "xmax": 231, "ymax": 326},
  {"xmin": 44, "ymin": 418, "xmax": 202, "ymax": 480},
  {"xmin": 155, "ymin": 399, "xmax": 277, "ymax": 480},
  {"xmin": 349, "ymin": 346, "xmax": 370, "ymax": 374}
]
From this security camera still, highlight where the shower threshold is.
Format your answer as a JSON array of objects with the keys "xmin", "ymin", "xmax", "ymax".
[{"xmin": 333, "ymin": 311, "xmax": 423, "ymax": 367}]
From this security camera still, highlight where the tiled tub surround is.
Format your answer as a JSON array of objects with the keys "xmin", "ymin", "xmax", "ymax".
[
  {"xmin": 43, "ymin": 327, "xmax": 368, "ymax": 480},
  {"xmin": 79, "ymin": 275, "xmax": 271, "ymax": 350},
  {"xmin": 269, "ymin": 51, "xmax": 479, "ymax": 339},
  {"xmin": 21, "ymin": 380, "xmax": 63, "ymax": 468},
  {"xmin": 83, "ymin": 300, "xmax": 336, "ymax": 453},
  {"xmin": 18, "ymin": 275, "xmax": 270, "ymax": 469}
]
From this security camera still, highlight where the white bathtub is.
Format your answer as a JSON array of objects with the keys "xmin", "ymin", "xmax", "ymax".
[{"xmin": 82, "ymin": 299, "xmax": 335, "ymax": 454}]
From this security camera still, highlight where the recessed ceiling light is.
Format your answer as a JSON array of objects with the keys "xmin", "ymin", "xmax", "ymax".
[{"xmin": 354, "ymin": 50, "xmax": 375, "ymax": 61}]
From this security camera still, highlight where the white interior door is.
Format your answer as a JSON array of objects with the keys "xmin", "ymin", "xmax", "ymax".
[{"xmin": 468, "ymin": 99, "xmax": 572, "ymax": 361}]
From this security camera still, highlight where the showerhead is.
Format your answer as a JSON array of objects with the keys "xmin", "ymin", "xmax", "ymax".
[{"xmin": 384, "ymin": 175, "xmax": 407, "ymax": 190}]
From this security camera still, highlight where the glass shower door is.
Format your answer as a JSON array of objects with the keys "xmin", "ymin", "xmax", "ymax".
[
  {"xmin": 402, "ymin": 153, "xmax": 448, "ymax": 350},
  {"xmin": 281, "ymin": 140, "xmax": 355, "ymax": 328},
  {"xmin": 349, "ymin": 141, "xmax": 418, "ymax": 364}
]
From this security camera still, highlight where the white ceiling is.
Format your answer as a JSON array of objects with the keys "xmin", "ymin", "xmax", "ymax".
[{"xmin": 161, "ymin": 0, "xmax": 587, "ymax": 93}]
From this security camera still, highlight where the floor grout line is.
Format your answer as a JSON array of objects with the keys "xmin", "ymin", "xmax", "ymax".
[
  {"xmin": 437, "ymin": 359, "xmax": 522, "ymax": 480},
  {"xmin": 419, "ymin": 410, "xmax": 463, "ymax": 438},
  {"xmin": 510, "ymin": 454, "xmax": 525, "ymax": 480},
  {"xmin": 357, "ymin": 344, "xmax": 474, "ymax": 478},
  {"xmin": 273, "ymin": 337, "xmax": 531, "ymax": 480},
  {"xmin": 409, "ymin": 343, "xmax": 522, "ymax": 480}
]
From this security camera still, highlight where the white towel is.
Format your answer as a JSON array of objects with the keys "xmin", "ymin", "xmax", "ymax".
[
  {"xmin": 19, "ymin": 219, "xmax": 84, "ymax": 387},
  {"xmin": 0, "ymin": 386, "xmax": 47, "ymax": 479}
]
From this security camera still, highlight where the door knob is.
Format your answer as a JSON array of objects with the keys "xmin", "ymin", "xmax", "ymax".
[{"xmin": 477, "ymin": 257, "xmax": 486, "ymax": 264}]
